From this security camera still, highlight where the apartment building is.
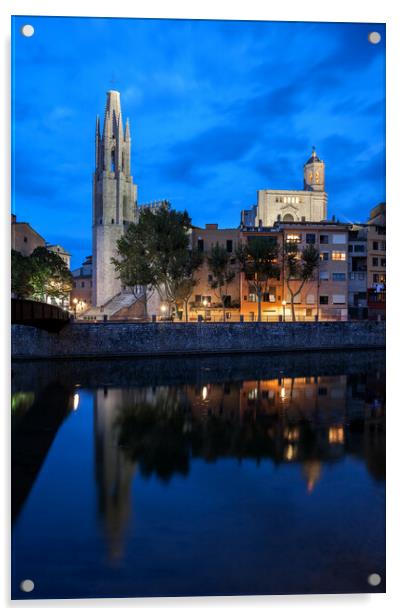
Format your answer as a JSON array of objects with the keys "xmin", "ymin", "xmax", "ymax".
[
  {"xmin": 189, "ymin": 224, "xmax": 241, "ymax": 321},
  {"xmin": 367, "ymin": 203, "xmax": 386, "ymax": 320},
  {"xmin": 348, "ymin": 225, "xmax": 368, "ymax": 320}
]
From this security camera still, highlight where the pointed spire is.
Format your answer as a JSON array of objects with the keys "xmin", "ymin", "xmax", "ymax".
[
  {"xmin": 124, "ymin": 118, "xmax": 131, "ymax": 141},
  {"xmin": 95, "ymin": 115, "xmax": 101, "ymax": 170}
]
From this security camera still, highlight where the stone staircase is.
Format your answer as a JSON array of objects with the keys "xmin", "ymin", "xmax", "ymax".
[{"xmin": 81, "ymin": 291, "xmax": 145, "ymax": 321}]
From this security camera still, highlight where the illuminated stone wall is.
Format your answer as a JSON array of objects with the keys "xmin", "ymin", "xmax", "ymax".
[{"xmin": 12, "ymin": 320, "xmax": 385, "ymax": 360}]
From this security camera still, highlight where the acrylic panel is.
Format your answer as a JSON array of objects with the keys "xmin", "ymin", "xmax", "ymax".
[{"xmin": 11, "ymin": 16, "xmax": 386, "ymax": 600}]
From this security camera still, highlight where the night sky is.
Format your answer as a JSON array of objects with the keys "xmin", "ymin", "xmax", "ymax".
[{"xmin": 12, "ymin": 17, "xmax": 385, "ymax": 268}]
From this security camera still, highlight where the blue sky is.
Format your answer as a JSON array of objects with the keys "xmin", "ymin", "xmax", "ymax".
[{"xmin": 12, "ymin": 17, "xmax": 385, "ymax": 268}]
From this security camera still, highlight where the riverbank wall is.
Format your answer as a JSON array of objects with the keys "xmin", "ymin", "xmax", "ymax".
[{"xmin": 12, "ymin": 321, "xmax": 386, "ymax": 360}]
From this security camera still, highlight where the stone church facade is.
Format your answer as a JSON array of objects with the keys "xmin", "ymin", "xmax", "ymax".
[
  {"xmin": 242, "ymin": 149, "xmax": 327, "ymax": 228},
  {"xmin": 92, "ymin": 90, "xmax": 138, "ymax": 308}
]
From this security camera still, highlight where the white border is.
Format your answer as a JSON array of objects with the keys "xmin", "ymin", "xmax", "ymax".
[{"xmin": 1, "ymin": 1, "xmax": 401, "ymax": 614}]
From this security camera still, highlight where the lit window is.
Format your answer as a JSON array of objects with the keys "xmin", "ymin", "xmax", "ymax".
[
  {"xmin": 332, "ymin": 251, "xmax": 346, "ymax": 261},
  {"xmin": 286, "ymin": 233, "xmax": 302, "ymax": 243},
  {"xmin": 320, "ymin": 252, "xmax": 329, "ymax": 261}
]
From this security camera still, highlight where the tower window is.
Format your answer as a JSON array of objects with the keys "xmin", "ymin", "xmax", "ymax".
[
  {"xmin": 110, "ymin": 148, "xmax": 116, "ymax": 173},
  {"xmin": 111, "ymin": 218, "xmax": 114, "ymax": 224},
  {"xmin": 226, "ymin": 240, "xmax": 233, "ymax": 253},
  {"xmin": 197, "ymin": 239, "xmax": 204, "ymax": 252},
  {"xmin": 99, "ymin": 218, "xmax": 102, "ymax": 225}
]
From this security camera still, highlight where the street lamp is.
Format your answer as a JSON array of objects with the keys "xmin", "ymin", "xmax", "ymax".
[
  {"xmin": 282, "ymin": 300, "xmax": 286, "ymax": 322},
  {"xmin": 202, "ymin": 298, "xmax": 208, "ymax": 321},
  {"xmin": 160, "ymin": 304, "xmax": 167, "ymax": 320},
  {"xmin": 72, "ymin": 297, "xmax": 78, "ymax": 318}
]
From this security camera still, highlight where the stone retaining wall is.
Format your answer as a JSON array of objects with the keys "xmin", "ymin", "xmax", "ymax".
[{"xmin": 11, "ymin": 321, "xmax": 386, "ymax": 360}]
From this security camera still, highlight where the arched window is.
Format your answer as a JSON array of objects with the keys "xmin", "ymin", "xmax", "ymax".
[
  {"xmin": 283, "ymin": 213, "xmax": 294, "ymax": 222},
  {"xmin": 110, "ymin": 148, "xmax": 116, "ymax": 173}
]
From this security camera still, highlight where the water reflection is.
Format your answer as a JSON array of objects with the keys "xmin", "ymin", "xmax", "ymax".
[{"xmin": 11, "ymin": 351, "xmax": 385, "ymax": 598}]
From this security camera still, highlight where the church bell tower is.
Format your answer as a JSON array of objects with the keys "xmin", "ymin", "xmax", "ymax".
[
  {"xmin": 304, "ymin": 147, "xmax": 325, "ymax": 192},
  {"xmin": 92, "ymin": 91, "xmax": 138, "ymax": 307}
]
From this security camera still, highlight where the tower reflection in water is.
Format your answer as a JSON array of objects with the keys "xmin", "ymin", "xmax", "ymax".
[{"xmin": 92, "ymin": 370, "xmax": 385, "ymax": 561}]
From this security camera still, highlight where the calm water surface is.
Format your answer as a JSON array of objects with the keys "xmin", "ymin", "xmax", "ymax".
[{"xmin": 11, "ymin": 350, "xmax": 385, "ymax": 599}]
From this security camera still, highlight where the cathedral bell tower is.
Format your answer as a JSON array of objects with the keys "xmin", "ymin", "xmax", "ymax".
[
  {"xmin": 92, "ymin": 91, "xmax": 138, "ymax": 307},
  {"xmin": 303, "ymin": 147, "xmax": 325, "ymax": 192}
]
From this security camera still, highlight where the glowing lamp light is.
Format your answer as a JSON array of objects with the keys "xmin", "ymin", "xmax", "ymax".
[
  {"xmin": 73, "ymin": 298, "xmax": 78, "ymax": 305},
  {"xmin": 161, "ymin": 304, "xmax": 167, "ymax": 313},
  {"xmin": 202, "ymin": 299, "xmax": 208, "ymax": 306},
  {"xmin": 202, "ymin": 386, "xmax": 208, "ymax": 400},
  {"xmin": 282, "ymin": 300, "xmax": 286, "ymax": 306},
  {"xmin": 73, "ymin": 393, "xmax": 80, "ymax": 411}
]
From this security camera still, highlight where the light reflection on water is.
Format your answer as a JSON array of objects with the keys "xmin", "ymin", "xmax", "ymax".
[{"xmin": 11, "ymin": 351, "xmax": 385, "ymax": 599}]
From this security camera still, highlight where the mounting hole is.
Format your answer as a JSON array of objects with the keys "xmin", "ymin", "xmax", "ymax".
[
  {"xmin": 367, "ymin": 573, "xmax": 381, "ymax": 586},
  {"xmin": 21, "ymin": 24, "xmax": 35, "ymax": 38},
  {"xmin": 20, "ymin": 579, "xmax": 35, "ymax": 592},
  {"xmin": 368, "ymin": 32, "xmax": 381, "ymax": 45}
]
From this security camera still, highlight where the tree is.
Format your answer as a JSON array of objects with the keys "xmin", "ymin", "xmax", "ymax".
[
  {"xmin": 113, "ymin": 205, "xmax": 202, "ymax": 319},
  {"xmin": 113, "ymin": 224, "xmax": 157, "ymax": 320},
  {"xmin": 206, "ymin": 243, "xmax": 236, "ymax": 322},
  {"xmin": 237, "ymin": 237, "xmax": 280, "ymax": 321},
  {"xmin": 29, "ymin": 247, "xmax": 73, "ymax": 303},
  {"xmin": 11, "ymin": 250, "xmax": 33, "ymax": 299},
  {"xmin": 284, "ymin": 242, "xmax": 319, "ymax": 322},
  {"xmin": 11, "ymin": 247, "xmax": 72, "ymax": 304},
  {"xmin": 171, "ymin": 250, "xmax": 203, "ymax": 321}
]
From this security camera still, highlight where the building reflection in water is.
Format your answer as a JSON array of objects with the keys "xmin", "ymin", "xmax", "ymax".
[{"xmin": 91, "ymin": 369, "xmax": 385, "ymax": 562}]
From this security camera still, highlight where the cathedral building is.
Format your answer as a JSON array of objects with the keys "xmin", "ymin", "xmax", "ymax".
[{"xmin": 241, "ymin": 148, "xmax": 327, "ymax": 227}]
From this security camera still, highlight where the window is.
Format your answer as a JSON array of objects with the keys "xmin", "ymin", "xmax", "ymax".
[
  {"xmin": 306, "ymin": 308, "xmax": 313, "ymax": 317},
  {"xmin": 380, "ymin": 241, "xmax": 386, "ymax": 251},
  {"xmin": 358, "ymin": 273, "xmax": 365, "ymax": 280},
  {"xmin": 348, "ymin": 244, "xmax": 353, "ymax": 252},
  {"xmin": 248, "ymin": 293, "xmax": 257, "ymax": 302},
  {"xmin": 373, "ymin": 274, "xmax": 386, "ymax": 284},
  {"xmin": 208, "ymin": 274, "xmax": 213, "ymax": 283},
  {"xmin": 197, "ymin": 239, "xmax": 204, "ymax": 252},
  {"xmin": 372, "ymin": 257, "xmax": 378, "ymax": 266},
  {"xmin": 226, "ymin": 239, "xmax": 233, "ymax": 253},
  {"xmin": 332, "ymin": 234, "xmax": 346, "ymax": 244},
  {"xmin": 332, "ymin": 273, "xmax": 346, "ymax": 281},
  {"xmin": 195, "ymin": 295, "xmax": 201, "ymax": 303},
  {"xmin": 73, "ymin": 281, "xmax": 77, "ymax": 288},
  {"xmin": 320, "ymin": 235, "xmax": 329, "ymax": 244},
  {"xmin": 354, "ymin": 244, "xmax": 365, "ymax": 253},
  {"xmin": 381, "ymin": 258, "xmax": 386, "ymax": 267},
  {"xmin": 320, "ymin": 271, "xmax": 329, "ymax": 280},
  {"xmin": 373, "ymin": 241, "xmax": 378, "ymax": 250},
  {"xmin": 306, "ymin": 233, "xmax": 316, "ymax": 244},
  {"xmin": 332, "ymin": 251, "xmax": 346, "ymax": 261},
  {"xmin": 201, "ymin": 295, "xmax": 211, "ymax": 304},
  {"xmin": 286, "ymin": 233, "xmax": 301, "ymax": 243},
  {"xmin": 224, "ymin": 295, "xmax": 231, "ymax": 307},
  {"xmin": 111, "ymin": 218, "xmax": 114, "ymax": 224},
  {"xmin": 318, "ymin": 387, "xmax": 328, "ymax": 396},
  {"xmin": 332, "ymin": 294, "xmax": 346, "ymax": 304},
  {"xmin": 320, "ymin": 252, "xmax": 329, "ymax": 262},
  {"xmin": 23, "ymin": 236, "xmax": 27, "ymax": 243},
  {"xmin": 306, "ymin": 294, "xmax": 315, "ymax": 304},
  {"xmin": 319, "ymin": 295, "xmax": 329, "ymax": 305},
  {"xmin": 81, "ymin": 281, "xmax": 85, "ymax": 288}
]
